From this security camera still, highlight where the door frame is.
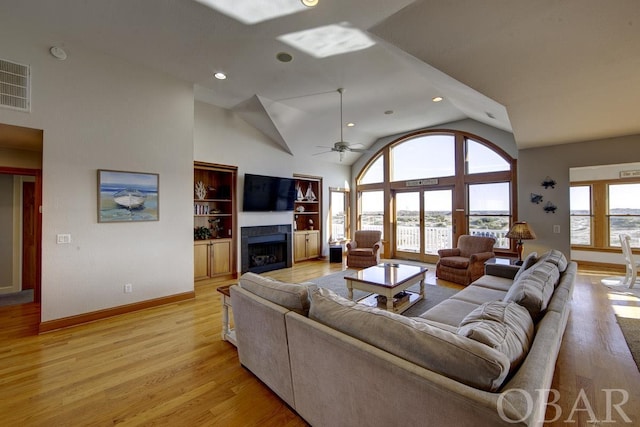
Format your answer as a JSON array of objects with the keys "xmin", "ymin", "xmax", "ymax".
[
  {"xmin": 391, "ymin": 186, "xmax": 455, "ymax": 264},
  {"xmin": 0, "ymin": 166, "xmax": 42, "ymax": 303}
]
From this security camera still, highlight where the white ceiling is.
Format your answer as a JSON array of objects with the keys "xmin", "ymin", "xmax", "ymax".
[{"xmin": 3, "ymin": 0, "xmax": 639, "ymax": 164}]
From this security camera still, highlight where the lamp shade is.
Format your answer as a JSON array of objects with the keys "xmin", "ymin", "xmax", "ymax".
[{"xmin": 506, "ymin": 221, "xmax": 537, "ymax": 240}]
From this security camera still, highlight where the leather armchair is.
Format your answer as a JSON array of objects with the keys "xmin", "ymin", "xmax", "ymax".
[
  {"xmin": 346, "ymin": 230, "xmax": 382, "ymax": 268},
  {"xmin": 436, "ymin": 235, "xmax": 496, "ymax": 285}
]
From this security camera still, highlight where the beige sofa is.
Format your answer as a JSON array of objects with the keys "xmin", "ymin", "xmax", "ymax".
[{"xmin": 230, "ymin": 250, "xmax": 576, "ymax": 427}]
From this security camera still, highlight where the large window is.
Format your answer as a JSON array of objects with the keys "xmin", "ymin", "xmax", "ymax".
[
  {"xmin": 468, "ymin": 182, "xmax": 511, "ymax": 248},
  {"xmin": 359, "ymin": 190, "xmax": 384, "ymax": 237},
  {"xmin": 570, "ymin": 180, "xmax": 640, "ymax": 249},
  {"xmin": 608, "ymin": 183, "xmax": 640, "ymax": 247},
  {"xmin": 356, "ymin": 130, "xmax": 516, "ymax": 260},
  {"xmin": 329, "ymin": 188, "xmax": 349, "ymax": 241},
  {"xmin": 570, "ymin": 185, "xmax": 592, "ymax": 245}
]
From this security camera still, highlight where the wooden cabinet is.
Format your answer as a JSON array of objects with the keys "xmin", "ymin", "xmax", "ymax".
[
  {"xmin": 194, "ymin": 162, "xmax": 237, "ymax": 281},
  {"xmin": 194, "ymin": 239, "xmax": 233, "ymax": 280},
  {"xmin": 294, "ymin": 230, "xmax": 320, "ymax": 262},
  {"xmin": 293, "ymin": 174, "xmax": 322, "ymax": 262}
]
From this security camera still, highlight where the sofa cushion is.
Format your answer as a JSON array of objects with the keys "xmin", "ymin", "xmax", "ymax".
[
  {"xmin": 503, "ymin": 260, "xmax": 558, "ymax": 320},
  {"xmin": 349, "ymin": 248, "xmax": 375, "ymax": 257},
  {"xmin": 309, "ymin": 288, "xmax": 510, "ymax": 392},
  {"xmin": 438, "ymin": 256, "xmax": 470, "ymax": 269},
  {"xmin": 458, "ymin": 301, "xmax": 534, "ymax": 373},
  {"xmin": 239, "ymin": 272, "xmax": 316, "ymax": 316},
  {"xmin": 539, "ymin": 249, "xmax": 568, "ymax": 273},
  {"xmin": 451, "ymin": 286, "xmax": 507, "ymax": 305},
  {"xmin": 419, "ymin": 298, "xmax": 481, "ymax": 327},
  {"xmin": 471, "ymin": 275, "xmax": 514, "ymax": 292},
  {"xmin": 513, "ymin": 252, "xmax": 538, "ymax": 281}
]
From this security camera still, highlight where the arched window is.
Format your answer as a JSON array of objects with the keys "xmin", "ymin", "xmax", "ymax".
[
  {"xmin": 392, "ymin": 134, "xmax": 455, "ymax": 181},
  {"xmin": 355, "ymin": 130, "xmax": 516, "ymax": 261},
  {"xmin": 466, "ymin": 138, "xmax": 510, "ymax": 173},
  {"xmin": 359, "ymin": 155, "xmax": 384, "ymax": 184}
]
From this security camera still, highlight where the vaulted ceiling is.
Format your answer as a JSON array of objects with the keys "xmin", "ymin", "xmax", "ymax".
[{"xmin": 3, "ymin": 0, "xmax": 639, "ymax": 164}]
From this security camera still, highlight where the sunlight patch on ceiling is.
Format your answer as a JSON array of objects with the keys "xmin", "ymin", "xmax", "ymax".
[
  {"xmin": 278, "ymin": 22, "xmax": 375, "ymax": 58},
  {"xmin": 194, "ymin": 0, "xmax": 308, "ymax": 24}
]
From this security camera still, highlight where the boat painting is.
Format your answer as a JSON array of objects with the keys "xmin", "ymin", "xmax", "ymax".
[
  {"xmin": 98, "ymin": 170, "xmax": 159, "ymax": 222},
  {"xmin": 113, "ymin": 188, "xmax": 146, "ymax": 209}
]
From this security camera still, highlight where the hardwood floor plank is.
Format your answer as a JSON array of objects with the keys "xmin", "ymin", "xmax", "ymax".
[{"xmin": 1, "ymin": 260, "xmax": 639, "ymax": 426}]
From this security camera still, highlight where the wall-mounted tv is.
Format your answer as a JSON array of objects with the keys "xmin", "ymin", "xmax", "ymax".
[{"xmin": 243, "ymin": 173, "xmax": 296, "ymax": 212}]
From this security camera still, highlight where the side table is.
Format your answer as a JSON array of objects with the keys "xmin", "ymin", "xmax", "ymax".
[
  {"xmin": 329, "ymin": 244, "xmax": 343, "ymax": 263},
  {"xmin": 216, "ymin": 285, "xmax": 237, "ymax": 347}
]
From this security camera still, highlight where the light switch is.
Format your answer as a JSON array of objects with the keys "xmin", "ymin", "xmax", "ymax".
[{"xmin": 56, "ymin": 234, "xmax": 71, "ymax": 244}]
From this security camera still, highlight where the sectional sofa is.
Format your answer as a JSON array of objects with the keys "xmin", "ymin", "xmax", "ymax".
[{"xmin": 230, "ymin": 250, "xmax": 576, "ymax": 427}]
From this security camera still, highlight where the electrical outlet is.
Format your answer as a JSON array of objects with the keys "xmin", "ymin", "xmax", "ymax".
[
  {"xmin": 124, "ymin": 283, "xmax": 133, "ymax": 293},
  {"xmin": 553, "ymin": 225, "xmax": 561, "ymax": 234}
]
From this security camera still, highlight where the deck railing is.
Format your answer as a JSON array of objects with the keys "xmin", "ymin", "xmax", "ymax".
[{"xmin": 346, "ymin": 225, "xmax": 509, "ymax": 253}]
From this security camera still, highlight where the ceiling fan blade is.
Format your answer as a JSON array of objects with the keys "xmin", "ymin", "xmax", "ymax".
[
  {"xmin": 347, "ymin": 148, "xmax": 371, "ymax": 153},
  {"xmin": 312, "ymin": 150, "xmax": 334, "ymax": 156}
]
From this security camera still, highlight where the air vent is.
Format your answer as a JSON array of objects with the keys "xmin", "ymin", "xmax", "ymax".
[{"xmin": 0, "ymin": 58, "xmax": 30, "ymax": 112}]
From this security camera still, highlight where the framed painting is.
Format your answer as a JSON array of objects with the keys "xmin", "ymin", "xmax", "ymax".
[{"xmin": 97, "ymin": 169, "xmax": 159, "ymax": 222}]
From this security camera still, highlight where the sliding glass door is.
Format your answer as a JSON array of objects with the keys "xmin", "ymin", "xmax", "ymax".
[{"xmin": 393, "ymin": 189, "xmax": 452, "ymax": 263}]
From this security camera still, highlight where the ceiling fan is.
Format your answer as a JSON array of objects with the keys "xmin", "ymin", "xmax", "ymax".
[{"xmin": 314, "ymin": 88, "xmax": 370, "ymax": 161}]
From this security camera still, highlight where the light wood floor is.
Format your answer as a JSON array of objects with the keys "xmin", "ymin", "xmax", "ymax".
[{"xmin": 1, "ymin": 260, "xmax": 639, "ymax": 426}]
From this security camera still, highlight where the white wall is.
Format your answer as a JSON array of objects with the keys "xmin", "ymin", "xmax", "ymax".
[
  {"xmin": 0, "ymin": 25, "xmax": 194, "ymax": 321},
  {"xmin": 194, "ymin": 101, "xmax": 351, "ymax": 259}
]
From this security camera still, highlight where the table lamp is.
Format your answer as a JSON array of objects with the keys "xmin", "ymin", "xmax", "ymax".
[{"xmin": 506, "ymin": 221, "xmax": 537, "ymax": 265}]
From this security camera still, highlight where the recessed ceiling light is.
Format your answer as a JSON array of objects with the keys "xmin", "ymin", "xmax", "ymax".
[
  {"xmin": 278, "ymin": 22, "xmax": 375, "ymax": 58},
  {"xmin": 347, "ymin": 122, "xmax": 355, "ymax": 127},
  {"xmin": 384, "ymin": 110, "xmax": 394, "ymax": 115},
  {"xmin": 432, "ymin": 96, "xmax": 443, "ymax": 102},
  {"xmin": 49, "ymin": 46, "xmax": 67, "ymax": 60},
  {"xmin": 301, "ymin": 0, "xmax": 318, "ymax": 6},
  {"xmin": 214, "ymin": 72, "xmax": 227, "ymax": 80},
  {"xmin": 276, "ymin": 52, "xmax": 293, "ymax": 63}
]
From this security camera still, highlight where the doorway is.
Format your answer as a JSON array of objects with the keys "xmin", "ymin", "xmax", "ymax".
[{"xmin": 0, "ymin": 123, "xmax": 43, "ymax": 307}]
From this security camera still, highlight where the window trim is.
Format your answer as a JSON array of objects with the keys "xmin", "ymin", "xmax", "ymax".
[
  {"xmin": 356, "ymin": 129, "xmax": 517, "ymax": 258},
  {"xmin": 329, "ymin": 187, "xmax": 350, "ymax": 242},
  {"xmin": 571, "ymin": 178, "xmax": 640, "ymax": 251}
]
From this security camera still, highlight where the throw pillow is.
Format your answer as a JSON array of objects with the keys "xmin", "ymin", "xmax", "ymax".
[
  {"xmin": 539, "ymin": 249, "xmax": 568, "ymax": 272},
  {"xmin": 309, "ymin": 287, "xmax": 511, "ymax": 392},
  {"xmin": 513, "ymin": 252, "xmax": 538, "ymax": 282},
  {"xmin": 504, "ymin": 256, "xmax": 560, "ymax": 319},
  {"xmin": 458, "ymin": 301, "xmax": 534, "ymax": 373},
  {"xmin": 239, "ymin": 272, "xmax": 316, "ymax": 316}
]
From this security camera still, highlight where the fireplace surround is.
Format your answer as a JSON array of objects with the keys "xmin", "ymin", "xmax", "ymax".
[{"xmin": 241, "ymin": 225, "xmax": 292, "ymax": 274}]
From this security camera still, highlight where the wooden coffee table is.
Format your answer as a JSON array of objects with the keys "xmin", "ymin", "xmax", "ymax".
[{"xmin": 345, "ymin": 263, "xmax": 427, "ymax": 314}]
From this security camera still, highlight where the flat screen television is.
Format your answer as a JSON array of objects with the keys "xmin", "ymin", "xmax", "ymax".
[{"xmin": 243, "ymin": 173, "xmax": 296, "ymax": 212}]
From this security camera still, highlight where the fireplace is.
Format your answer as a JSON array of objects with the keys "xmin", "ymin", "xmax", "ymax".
[{"xmin": 241, "ymin": 225, "xmax": 292, "ymax": 274}]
